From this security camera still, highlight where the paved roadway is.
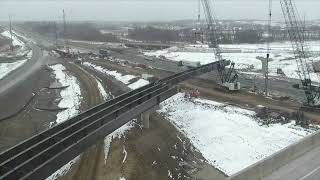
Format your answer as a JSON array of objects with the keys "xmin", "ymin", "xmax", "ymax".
[
  {"xmin": 0, "ymin": 44, "xmax": 44, "ymax": 95},
  {"xmin": 264, "ymin": 145, "xmax": 320, "ymax": 180}
]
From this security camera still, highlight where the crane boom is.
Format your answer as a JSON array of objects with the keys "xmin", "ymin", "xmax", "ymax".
[
  {"xmin": 280, "ymin": 0, "xmax": 319, "ymax": 105},
  {"xmin": 201, "ymin": 0, "xmax": 237, "ymax": 84}
]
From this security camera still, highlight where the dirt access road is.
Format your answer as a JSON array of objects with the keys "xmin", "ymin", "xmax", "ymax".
[{"xmin": 59, "ymin": 62, "xmax": 108, "ymax": 180}]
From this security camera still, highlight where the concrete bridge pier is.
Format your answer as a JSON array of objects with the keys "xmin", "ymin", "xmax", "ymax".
[{"xmin": 141, "ymin": 105, "xmax": 160, "ymax": 129}]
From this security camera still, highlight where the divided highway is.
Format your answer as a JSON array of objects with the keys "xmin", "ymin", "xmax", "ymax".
[
  {"xmin": 0, "ymin": 60, "xmax": 226, "ymax": 180},
  {"xmin": 264, "ymin": 145, "xmax": 320, "ymax": 180},
  {"xmin": 0, "ymin": 44, "xmax": 44, "ymax": 95}
]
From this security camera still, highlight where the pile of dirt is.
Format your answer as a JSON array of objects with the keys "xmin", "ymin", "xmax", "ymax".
[{"xmin": 256, "ymin": 107, "xmax": 312, "ymax": 127}]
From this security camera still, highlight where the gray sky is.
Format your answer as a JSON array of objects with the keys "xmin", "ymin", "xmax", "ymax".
[{"xmin": 1, "ymin": 0, "xmax": 320, "ymax": 22}]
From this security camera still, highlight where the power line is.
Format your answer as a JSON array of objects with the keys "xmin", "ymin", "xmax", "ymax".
[{"xmin": 9, "ymin": 15, "xmax": 13, "ymax": 52}]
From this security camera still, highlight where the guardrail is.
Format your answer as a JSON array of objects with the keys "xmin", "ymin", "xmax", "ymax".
[
  {"xmin": 228, "ymin": 130, "xmax": 320, "ymax": 180},
  {"xmin": 0, "ymin": 60, "xmax": 226, "ymax": 180}
]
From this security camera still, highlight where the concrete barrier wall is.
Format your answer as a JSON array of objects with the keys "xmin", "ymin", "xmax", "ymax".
[{"xmin": 228, "ymin": 130, "xmax": 320, "ymax": 180}]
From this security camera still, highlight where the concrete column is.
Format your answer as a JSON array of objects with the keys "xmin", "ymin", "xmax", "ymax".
[
  {"xmin": 141, "ymin": 112, "xmax": 150, "ymax": 129},
  {"xmin": 140, "ymin": 105, "xmax": 160, "ymax": 129}
]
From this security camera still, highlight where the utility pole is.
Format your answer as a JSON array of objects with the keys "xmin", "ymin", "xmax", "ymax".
[
  {"xmin": 63, "ymin": 9, "xmax": 70, "ymax": 54},
  {"xmin": 195, "ymin": 0, "xmax": 203, "ymax": 43},
  {"xmin": 265, "ymin": 0, "xmax": 272, "ymax": 96},
  {"xmin": 9, "ymin": 15, "xmax": 13, "ymax": 51},
  {"xmin": 54, "ymin": 21, "xmax": 58, "ymax": 47}
]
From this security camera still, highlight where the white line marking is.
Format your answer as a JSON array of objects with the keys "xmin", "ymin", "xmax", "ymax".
[{"xmin": 299, "ymin": 165, "xmax": 320, "ymax": 180}]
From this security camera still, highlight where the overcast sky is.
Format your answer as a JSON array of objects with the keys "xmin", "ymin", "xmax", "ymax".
[{"xmin": 1, "ymin": 0, "xmax": 319, "ymax": 22}]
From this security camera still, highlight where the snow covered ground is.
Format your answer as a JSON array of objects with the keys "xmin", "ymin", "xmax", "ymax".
[
  {"xmin": 0, "ymin": 30, "xmax": 32, "ymax": 57},
  {"xmin": 0, "ymin": 60, "xmax": 27, "ymax": 80},
  {"xmin": 0, "ymin": 46, "xmax": 32, "ymax": 82},
  {"xmin": 128, "ymin": 79, "xmax": 150, "ymax": 90},
  {"xmin": 47, "ymin": 64, "xmax": 82, "ymax": 180},
  {"xmin": 69, "ymin": 39, "xmax": 105, "ymax": 45},
  {"xmin": 95, "ymin": 78, "xmax": 110, "ymax": 100},
  {"xmin": 104, "ymin": 121, "xmax": 135, "ymax": 162},
  {"xmin": 83, "ymin": 62, "xmax": 149, "ymax": 90},
  {"xmin": 159, "ymin": 93, "xmax": 316, "ymax": 176},
  {"xmin": 144, "ymin": 41, "xmax": 320, "ymax": 83},
  {"xmin": 1, "ymin": 30, "xmax": 25, "ymax": 48}
]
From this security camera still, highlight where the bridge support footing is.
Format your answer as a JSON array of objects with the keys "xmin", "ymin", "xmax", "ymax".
[{"xmin": 141, "ymin": 105, "xmax": 160, "ymax": 129}]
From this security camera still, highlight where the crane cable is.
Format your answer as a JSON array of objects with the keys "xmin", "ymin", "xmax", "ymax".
[{"xmin": 265, "ymin": 0, "xmax": 272, "ymax": 96}]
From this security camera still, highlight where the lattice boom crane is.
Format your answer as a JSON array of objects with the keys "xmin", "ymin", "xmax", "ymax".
[
  {"xmin": 280, "ymin": 0, "xmax": 320, "ymax": 106},
  {"xmin": 200, "ymin": 0, "xmax": 239, "ymax": 86}
]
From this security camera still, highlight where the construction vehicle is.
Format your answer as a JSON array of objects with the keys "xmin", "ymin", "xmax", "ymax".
[
  {"xmin": 200, "ymin": 0, "xmax": 240, "ymax": 91},
  {"xmin": 181, "ymin": 60, "xmax": 201, "ymax": 68},
  {"xmin": 137, "ymin": 64, "xmax": 147, "ymax": 69},
  {"xmin": 99, "ymin": 49, "xmax": 110, "ymax": 58},
  {"xmin": 281, "ymin": 0, "xmax": 320, "ymax": 110},
  {"xmin": 184, "ymin": 89, "xmax": 201, "ymax": 99}
]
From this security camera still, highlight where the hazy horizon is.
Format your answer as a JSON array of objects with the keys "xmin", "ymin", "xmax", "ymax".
[{"xmin": 1, "ymin": 0, "xmax": 320, "ymax": 22}]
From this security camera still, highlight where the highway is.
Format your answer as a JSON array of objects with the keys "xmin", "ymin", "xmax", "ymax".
[
  {"xmin": 264, "ymin": 145, "xmax": 320, "ymax": 180},
  {"xmin": 0, "ymin": 44, "xmax": 45, "ymax": 95}
]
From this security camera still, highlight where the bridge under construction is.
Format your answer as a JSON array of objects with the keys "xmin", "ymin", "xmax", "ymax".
[{"xmin": 0, "ymin": 60, "xmax": 228, "ymax": 180}]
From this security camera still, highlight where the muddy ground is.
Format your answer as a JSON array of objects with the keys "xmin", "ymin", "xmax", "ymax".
[{"xmin": 0, "ymin": 57, "xmax": 60, "ymax": 152}]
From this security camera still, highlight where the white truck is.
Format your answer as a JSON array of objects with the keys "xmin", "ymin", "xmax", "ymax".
[
  {"xmin": 222, "ymin": 82, "xmax": 241, "ymax": 91},
  {"xmin": 180, "ymin": 60, "xmax": 201, "ymax": 68}
]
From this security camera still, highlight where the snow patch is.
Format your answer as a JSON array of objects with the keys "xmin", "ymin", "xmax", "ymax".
[
  {"xmin": 1, "ymin": 30, "xmax": 24, "ymax": 47},
  {"xmin": 50, "ymin": 64, "xmax": 82, "ymax": 124},
  {"xmin": 122, "ymin": 146, "xmax": 127, "ymax": 163},
  {"xmin": 159, "ymin": 93, "xmax": 315, "ymax": 176},
  {"xmin": 84, "ymin": 62, "xmax": 135, "ymax": 84},
  {"xmin": 128, "ymin": 79, "xmax": 150, "ymax": 90},
  {"xmin": 104, "ymin": 120, "xmax": 135, "ymax": 162},
  {"xmin": 84, "ymin": 62, "xmax": 149, "ymax": 90},
  {"xmin": 0, "ymin": 60, "xmax": 27, "ymax": 80},
  {"xmin": 95, "ymin": 78, "xmax": 109, "ymax": 100},
  {"xmin": 144, "ymin": 42, "xmax": 320, "ymax": 83},
  {"xmin": 152, "ymin": 161, "xmax": 157, "ymax": 165},
  {"xmin": 168, "ymin": 170, "xmax": 173, "ymax": 179},
  {"xmin": 144, "ymin": 48, "xmax": 216, "ymax": 65},
  {"xmin": 46, "ymin": 156, "xmax": 80, "ymax": 180}
]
